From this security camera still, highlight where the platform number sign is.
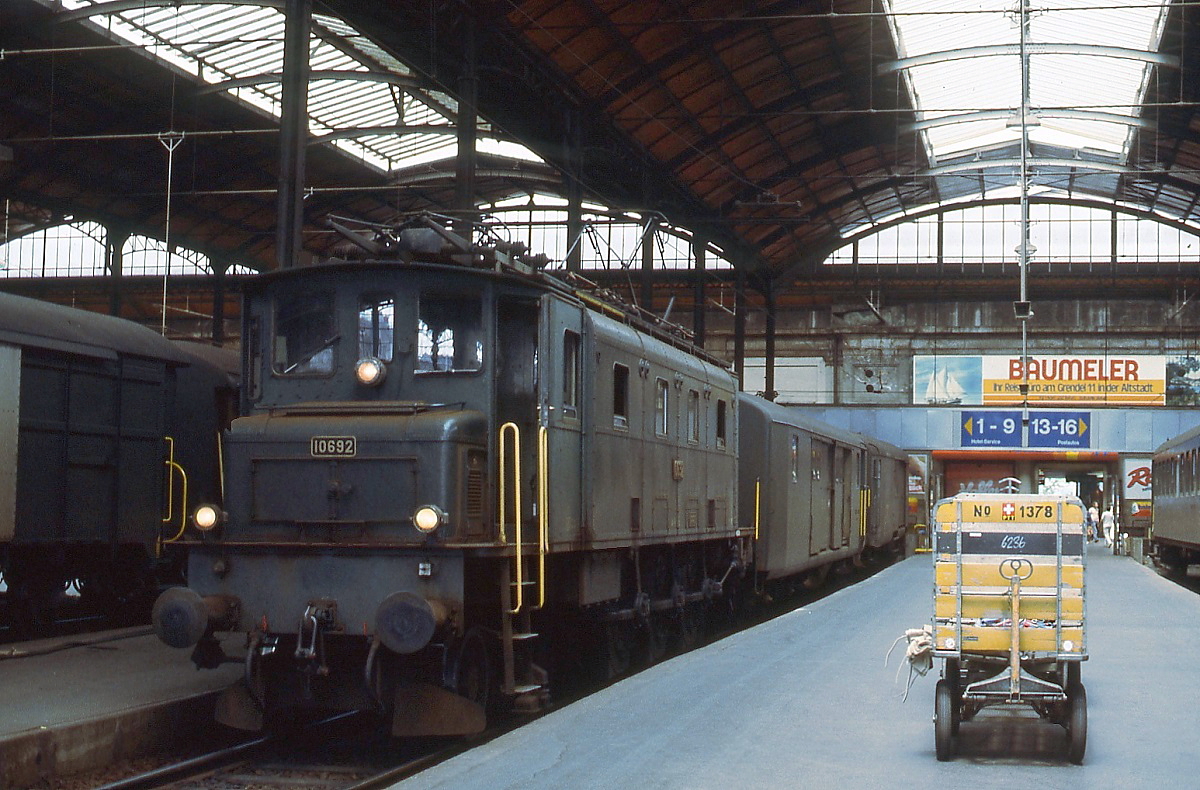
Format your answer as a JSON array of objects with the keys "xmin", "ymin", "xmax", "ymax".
[
  {"xmin": 1027, "ymin": 411, "xmax": 1090, "ymax": 448},
  {"xmin": 960, "ymin": 411, "xmax": 1022, "ymax": 447}
]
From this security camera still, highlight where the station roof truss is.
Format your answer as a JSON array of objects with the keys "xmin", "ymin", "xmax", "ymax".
[{"xmin": 3, "ymin": 0, "xmax": 1200, "ymax": 304}]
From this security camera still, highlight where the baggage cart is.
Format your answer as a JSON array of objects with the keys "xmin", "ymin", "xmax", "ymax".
[{"xmin": 931, "ymin": 493, "xmax": 1088, "ymax": 763}]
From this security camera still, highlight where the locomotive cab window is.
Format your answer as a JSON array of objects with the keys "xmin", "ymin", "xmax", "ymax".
[
  {"xmin": 655, "ymin": 378, "xmax": 669, "ymax": 436},
  {"xmin": 687, "ymin": 390, "xmax": 700, "ymax": 443},
  {"xmin": 613, "ymin": 363, "xmax": 629, "ymax": 429},
  {"xmin": 416, "ymin": 293, "xmax": 483, "ymax": 373},
  {"xmin": 563, "ymin": 330, "xmax": 580, "ymax": 417},
  {"xmin": 716, "ymin": 399, "xmax": 727, "ymax": 449},
  {"xmin": 358, "ymin": 295, "xmax": 395, "ymax": 362},
  {"xmin": 273, "ymin": 292, "xmax": 337, "ymax": 376}
]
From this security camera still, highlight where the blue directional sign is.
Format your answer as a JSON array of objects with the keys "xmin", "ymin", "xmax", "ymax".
[
  {"xmin": 1028, "ymin": 411, "xmax": 1090, "ymax": 448},
  {"xmin": 960, "ymin": 411, "xmax": 1023, "ymax": 447}
]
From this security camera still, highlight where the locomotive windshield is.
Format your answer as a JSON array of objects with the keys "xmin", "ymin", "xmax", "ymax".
[
  {"xmin": 358, "ymin": 295, "xmax": 395, "ymax": 362},
  {"xmin": 273, "ymin": 293, "xmax": 337, "ymax": 375},
  {"xmin": 416, "ymin": 293, "xmax": 483, "ymax": 373}
]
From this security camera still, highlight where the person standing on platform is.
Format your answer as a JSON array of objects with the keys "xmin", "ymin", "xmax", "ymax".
[{"xmin": 1101, "ymin": 507, "xmax": 1116, "ymax": 548}]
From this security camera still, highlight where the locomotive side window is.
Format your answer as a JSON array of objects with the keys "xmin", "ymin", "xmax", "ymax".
[
  {"xmin": 655, "ymin": 378, "xmax": 669, "ymax": 436},
  {"xmin": 716, "ymin": 399, "xmax": 727, "ymax": 449},
  {"xmin": 416, "ymin": 293, "xmax": 483, "ymax": 373},
  {"xmin": 563, "ymin": 330, "xmax": 580, "ymax": 417},
  {"xmin": 613, "ymin": 363, "xmax": 629, "ymax": 429},
  {"xmin": 273, "ymin": 292, "xmax": 337, "ymax": 376},
  {"xmin": 358, "ymin": 295, "xmax": 395, "ymax": 362},
  {"xmin": 687, "ymin": 390, "xmax": 700, "ymax": 443}
]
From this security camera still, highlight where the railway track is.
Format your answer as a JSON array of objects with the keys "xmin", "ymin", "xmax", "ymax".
[{"xmin": 91, "ymin": 713, "xmax": 462, "ymax": 790}]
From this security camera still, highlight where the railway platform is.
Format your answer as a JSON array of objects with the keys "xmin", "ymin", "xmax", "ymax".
[
  {"xmin": 0, "ymin": 627, "xmax": 242, "ymax": 788},
  {"xmin": 396, "ymin": 550, "xmax": 1200, "ymax": 789}
]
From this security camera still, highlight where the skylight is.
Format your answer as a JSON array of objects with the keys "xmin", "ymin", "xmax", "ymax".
[
  {"xmin": 56, "ymin": 1, "xmax": 544, "ymax": 172},
  {"xmin": 884, "ymin": 0, "xmax": 1171, "ymax": 164}
]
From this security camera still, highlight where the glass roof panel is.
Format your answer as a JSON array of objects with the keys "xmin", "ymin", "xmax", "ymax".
[
  {"xmin": 885, "ymin": 0, "xmax": 1170, "ymax": 163},
  {"xmin": 58, "ymin": 1, "xmax": 542, "ymax": 172}
]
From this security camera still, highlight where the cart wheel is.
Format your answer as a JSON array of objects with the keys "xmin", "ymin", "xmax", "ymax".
[
  {"xmin": 946, "ymin": 660, "xmax": 961, "ymax": 735},
  {"xmin": 1066, "ymin": 661, "xmax": 1081, "ymax": 689},
  {"xmin": 935, "ymin": 679, "xmax": 956, "ymax": 761},
  {"xmin": 1066, "ymin": 682, "xmax": 1087, "ymax": 765}
]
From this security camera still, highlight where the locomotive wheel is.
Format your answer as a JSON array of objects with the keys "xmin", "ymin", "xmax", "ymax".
[
  {"xmin": 934, "ymin": 679, "xmax": 956, "ymax": 761},
  {"xmin": 1066, "ymin": 682, "xmax": 1087, "ymax": 765},
  {"xmin": 453, "ymin": 627, "xmax": 493, "ymax": 714},
  {"xmin": 604, "ymin": 621, "xmax": 633, "ymax": 680},
  {"xmin": 642, "ymin": 614, "xmax": 667, "ymax": 665},
  {"xmin": 676, "ymin": 603, "xmax": 705, "ymax": 651}
]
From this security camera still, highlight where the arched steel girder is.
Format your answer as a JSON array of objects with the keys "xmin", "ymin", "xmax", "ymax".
[
  {"xmin": 770, "ymin": 194, "xmax": 1200, "ymax": 285},
  {"xmin": 901, "ymin": 109, "xmax": 1155, "ymax": 135},
  {"xmin": 56, "ymin": 0, "xmax": 286, "ymax": 22},
  {"xmin": 877, "ymin": 43, "xmax": 1179, "ymax": 75},
  {"xmin": 193, "ymin": 70, "xmax": 427, "ymax": 96}
]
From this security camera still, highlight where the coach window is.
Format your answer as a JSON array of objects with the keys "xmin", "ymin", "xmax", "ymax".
[
  {"xmin": 358, "ymin": 295, "xmax": 395, "ymax": 362},
  {"xmin": 613, "ymin": 363, "xmax": 630, "ymax": 429},
  {"xmin": 417, "ymin": 293, "xmax": 483, "ymax": 373},
  {"xmin": 563, "ymin": 331, "xmax": 580, "ymax": 417},
  {"xmin": 716, "ymin": 399, "xmax": 727, "ymax": 449},
  {"xmin": 274, "ymin": 292, "xmax": 337, "ymax": 375},
  {"xmin": 687, "ymin": 390, "xmax": 700, "ymax": 443},
  {"xmin": 655, "ymin": 378, "xmax": 669, "ymax": 436}
]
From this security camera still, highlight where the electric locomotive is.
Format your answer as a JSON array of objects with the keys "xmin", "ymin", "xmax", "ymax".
[{"xmin": 152, "ymin": 220, "xmax": 747, "ymax": 735}]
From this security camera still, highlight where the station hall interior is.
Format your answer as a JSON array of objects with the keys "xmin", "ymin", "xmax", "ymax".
[{"xmin": 4, "ymin": 0, "xmax": 1200, "ymax": 531}]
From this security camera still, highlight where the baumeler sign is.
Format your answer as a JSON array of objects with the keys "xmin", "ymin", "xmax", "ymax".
[{"xmin": 914, "ymin": 354, "xmax": 1170, "ymax": 406}]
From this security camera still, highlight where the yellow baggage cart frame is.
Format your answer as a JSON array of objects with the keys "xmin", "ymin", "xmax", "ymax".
[{"xmin": 930, "ymin": 493, "xmax": 1088, "ymax": 763}]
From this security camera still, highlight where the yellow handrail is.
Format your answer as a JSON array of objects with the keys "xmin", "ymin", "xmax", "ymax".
[
  {"xmin": 534, "ymin": 425, "xmax": 549, "ymax": 610},
  {"xmin": 754, "ymin": 478, "xmax": 761, "ymax": 541},
  {"xmin": 162, "ymin": 436, "xmax": 177, "ymax": 525},
  {"xmin": 499, "ymin": 422, "xmax": 523, "ymax": 613},
  {"xmin": 159, "ymin": 436, "xmax": 189, "ymax": 554}
]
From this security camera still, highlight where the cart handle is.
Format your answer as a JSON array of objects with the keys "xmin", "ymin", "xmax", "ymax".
[{"xmin": 999, "ymin": 557, "xmax": 1034, "ymax": 582}]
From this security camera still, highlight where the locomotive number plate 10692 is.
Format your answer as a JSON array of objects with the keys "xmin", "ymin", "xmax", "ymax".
[{"xmin": 310, "ymin": 435, "xmax": 356, "ymax": 457}]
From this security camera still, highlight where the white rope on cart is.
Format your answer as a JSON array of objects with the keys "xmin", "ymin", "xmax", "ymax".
[{"xmin": 886, "ymin": 625, "xmax": 933, "ymax": 702}]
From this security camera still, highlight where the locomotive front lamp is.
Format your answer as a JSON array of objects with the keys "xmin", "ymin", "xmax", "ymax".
[
  {"xmin": 413, "ymin": 504, "xmax": 446, "ymax": 533},
  {"xmin": 193, "ymin": 504, "xmax": 225, "ymax": 532},
  {"xmin": 355, "ymin": 356, "xmax": 387, "ymax": 387}
]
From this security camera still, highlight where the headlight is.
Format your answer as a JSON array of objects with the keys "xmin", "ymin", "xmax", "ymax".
[
  {"xmin": 413, "ymin": 505, "xmax": 446, "ymax": 533},
  {"xmin": 1063, "ymin": 640, "xmax": 1075, "ymax": 652},
  {"xmin": 355, "ymin": 356, "xmax": 386, "ymax": 386},
  {"xmin": 193, "ymin": 504, "xmax": 225, "ymax": 532}
]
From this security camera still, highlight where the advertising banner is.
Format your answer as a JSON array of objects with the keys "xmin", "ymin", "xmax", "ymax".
[{"xmin": 914, "ymin": 355, "xmax": 1168, "ymax": 406}]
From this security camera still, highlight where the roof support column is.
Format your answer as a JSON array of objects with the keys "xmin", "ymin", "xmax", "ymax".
[
  {"xmin": 454, "ymin": 13, "xmax": 479, "ymax": 236},
  {"xmin": 106, "ymin": 226, "xmax": 129, "ymax": 317},
  {"xmin": 692, "ymin": 234, "xmax": 707, "ymax": 347},
  {"xmin": 275, "ymin": 0, "xmax": 311, "ymax": 271},
  {"xmin": 211, "ymin": 264, "xmax": 227, "ymax": 346},
  {"xmin": 641, "ymin": 220, "xmax": 655, "ymax": 311},
  {"xmin": 764, "ymin": 281, "xmax": 777, "ymax": 402},
  {"xmin": 733, "ymin": 266, "xmax": 746, "ymax": 390},
  {"xmin": 565, "ymin": 110, "xmax": 583, "ymax": 272}
]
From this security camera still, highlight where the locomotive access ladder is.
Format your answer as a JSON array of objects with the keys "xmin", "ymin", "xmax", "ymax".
[{"xmin": 498, "ymin": 422, "xmax": 550, "ymax": 709}]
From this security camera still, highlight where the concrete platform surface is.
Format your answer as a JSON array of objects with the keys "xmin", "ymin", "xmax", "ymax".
[
  {"xmin": 0, "ymin": 627, "xmax": 242, "ymax": 787},
  {"xmin": 396, "ymin": 551, "xmax": 1200, "ymax": 789},
  {"xmin": 0, "ymin": 627, "xmax": 241, "ymax": 738}
]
